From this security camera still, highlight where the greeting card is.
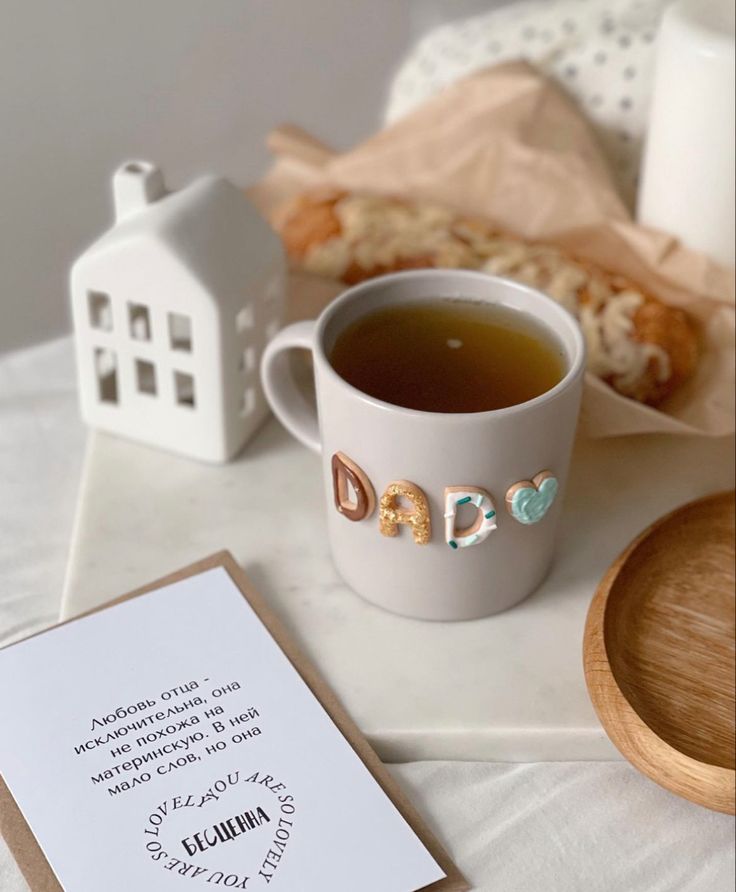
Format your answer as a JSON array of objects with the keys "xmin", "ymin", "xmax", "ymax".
[{"xmin": 0, "ymin": 553, "xmax": 465, "ymax": 892}]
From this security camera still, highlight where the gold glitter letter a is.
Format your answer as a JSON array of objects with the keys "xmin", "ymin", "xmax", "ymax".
[{"xmin": 379, "ymin": 480, "xmax": 431, "ymax": 545}]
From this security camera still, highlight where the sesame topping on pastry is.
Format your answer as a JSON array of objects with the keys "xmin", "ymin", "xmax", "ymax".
[{"xmin": 279, "ymin": 192, "xmax": 698, "ymax": 406}]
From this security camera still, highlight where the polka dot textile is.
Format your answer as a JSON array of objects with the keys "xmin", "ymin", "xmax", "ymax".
[{"xmin": 386, "ymin": 0, "xmax": 668, "ymax": 207}]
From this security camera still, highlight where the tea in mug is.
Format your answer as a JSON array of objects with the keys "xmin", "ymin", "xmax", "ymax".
[{"xmin": 328, "ymin": 299, "xmax": 565, "ymax": 413}]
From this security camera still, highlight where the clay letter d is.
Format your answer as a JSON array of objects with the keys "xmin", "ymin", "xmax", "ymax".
[{"xmin": 331, "ymin": 452, "xmax": 376, "ymax": 521}]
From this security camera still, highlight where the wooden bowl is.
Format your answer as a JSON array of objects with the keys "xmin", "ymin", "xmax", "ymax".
[{"xmin": 584, "ymin": 491, "xmax": 735, "ymax": 814}]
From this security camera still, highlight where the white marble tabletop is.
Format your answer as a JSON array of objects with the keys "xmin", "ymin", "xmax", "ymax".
[{"xmin": 61, "ymin": 407, "xmax": 734, "ymax": 764}]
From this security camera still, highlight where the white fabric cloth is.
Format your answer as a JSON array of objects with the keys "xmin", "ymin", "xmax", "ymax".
[
  {"xmin": 1, "ymin": 338, "xmax": 734, "ymax": 891},
  {"xmin": 386, "ymin": 0, "xmax": 668, "ymax": 207},
  {"xmin": 390, "ymin": 762, "xmax": 734, "ymax": 891}
]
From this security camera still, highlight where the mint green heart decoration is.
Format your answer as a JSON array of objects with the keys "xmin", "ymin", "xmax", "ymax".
[{"xmin": 507, "ymin": 472, "xmax": 558, "ymax": 525}]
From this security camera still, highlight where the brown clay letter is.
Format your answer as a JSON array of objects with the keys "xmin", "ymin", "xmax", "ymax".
[{"xmin": 331, "ymin": 452, "xmax": 376, "ymax": 521}]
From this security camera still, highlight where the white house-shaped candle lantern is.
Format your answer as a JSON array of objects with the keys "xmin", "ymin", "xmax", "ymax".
[{"xmin": 71, "ymin": 161, "xmax": 284, "ymax": 462}]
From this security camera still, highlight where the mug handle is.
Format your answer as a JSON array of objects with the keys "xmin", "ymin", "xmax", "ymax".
[{"xmin": 261, "ymin": 321, "xmax": 321, "ymax": 454}]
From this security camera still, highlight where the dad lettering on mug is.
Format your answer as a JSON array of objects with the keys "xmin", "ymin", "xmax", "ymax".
[{"xmin": 330, "ymin": 451, "xmax": 560, "ymax": 545}]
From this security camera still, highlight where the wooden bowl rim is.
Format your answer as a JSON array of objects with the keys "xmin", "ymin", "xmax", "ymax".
[{"xmin": 583, "ymin": 490, "xmax": 735, "ymax": 815}]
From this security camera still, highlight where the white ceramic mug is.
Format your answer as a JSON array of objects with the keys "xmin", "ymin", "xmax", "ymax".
[{"xmin": 262, "ymin": 270, "xmax": 585, "ymax": 620}]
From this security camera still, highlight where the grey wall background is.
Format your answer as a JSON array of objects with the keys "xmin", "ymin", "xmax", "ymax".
[{"xmin": 0, "ymin": 0, "xmax": 504, "ymax": 353}]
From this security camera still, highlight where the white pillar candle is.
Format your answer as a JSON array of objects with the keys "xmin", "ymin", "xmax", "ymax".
[{"xmin": 638, "ymin": 0, "xmax": 735, "ymax": 267}]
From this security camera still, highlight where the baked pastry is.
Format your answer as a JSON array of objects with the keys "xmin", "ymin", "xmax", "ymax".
[{"xmin": 280, "ymin": 191, "xmax": 698, "ymax": 406}]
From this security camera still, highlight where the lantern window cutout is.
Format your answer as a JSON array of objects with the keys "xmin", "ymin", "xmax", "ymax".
[
  {"xmin": 239, "ymin": 347, "xmax": 256, "ymax": 373},
  {"xmin": 174, "ymin": 371, "xmax": 196, "ymax": 408},
  {"xmin": 129, "ymin": 303, "xmax": 151, "ymax": 340},
  {"xmin": 236, "ymin": 305, "xmax": 255, "ymax": 333},
  {"xmin": 135, "ymin": 359, "xmax": 157, "ymax": 396},
  {"xmin": 240, "ymin": 387, "xmax": 256, "ymax": 418},
  {"xmin": 89, "ymin": 291, "xmax": 113, "ymax": 331},
  {"xmin": 94, "ymin": 348, "xmax": 118, "ymax": 403},
  {"xmin": 168, "ymin": 313, "xmax": 192, "ymax": 352}
]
